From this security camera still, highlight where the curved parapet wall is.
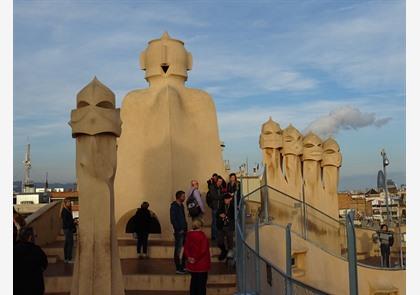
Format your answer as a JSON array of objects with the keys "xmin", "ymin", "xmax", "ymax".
[
  {"xmin": 250, "ymin": 224, "xmax": 405, "ymax": 295},
  {"xmin": 25, "ymin": 201, "xmax": 63, "ymax": 246},
  {"xmin": 115, "ymin": 32, "xmax": 225, "ymax": 238}
]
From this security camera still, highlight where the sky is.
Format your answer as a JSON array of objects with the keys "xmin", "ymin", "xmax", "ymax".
[{"xmin": 13, "ymin": 0, "xmax": 406, "ymax": 191}]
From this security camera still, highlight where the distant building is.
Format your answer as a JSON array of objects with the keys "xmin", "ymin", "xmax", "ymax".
[
  {"xmin": 339, "ymin": 184, "xmax": 406, "ymax": 226},
  {"xmin": 15, "ymin": 192, "xmax": 50, "ymax": 205},
  {"xmin": 386, "ymin": 179, "xmax": 398, "ymax": 194},
  {"xmin": 14, "ymin": 188, "xmax": 80, "ymax": 218},
  {"xmin": 35, "ymin": 188, "xmax": 53, "ymax": 193},
  {"xmin": 53, "ymin": 188, "xmax": 65, "ymax": 192},
  {"xmin": 338, "ymin": 192, "xmax": 372, "ymax": 223}
]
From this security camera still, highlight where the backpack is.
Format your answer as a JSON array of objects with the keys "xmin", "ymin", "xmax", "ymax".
[{"xmin": 187, "ymin": 190, "xmax": 202, "ymax": 217}]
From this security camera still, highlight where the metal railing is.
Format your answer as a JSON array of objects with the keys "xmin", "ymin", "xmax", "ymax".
[
  {"xmin": 241, "ymin": 182, "xmax": 406, "ymax": 270},
  {"xmin": 234, "ymin": 184, "xmax": 329, "ymax": 295},
  {"xmin": 234, "ymin": 180, "xmax": 406, "ymax": 295}
]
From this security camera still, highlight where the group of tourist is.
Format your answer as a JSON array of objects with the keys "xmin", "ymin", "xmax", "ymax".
[
  {"xmin": 132, "ymin": 172, "xmax": 240, "ymax": 295},
  {"xmin": 207, "ymin": 173, "xmax": 240, "ymax": 260},
  {"xmin": 169, "ymin": 172, "xmax": 240, "ymax": 295}
]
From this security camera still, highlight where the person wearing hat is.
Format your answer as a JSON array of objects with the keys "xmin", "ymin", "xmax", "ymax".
[
  {"xmin": 216, "ymin": 193, "xmax": 235, "ymax": 261},
  {"xmin": 133, "ymin": 201, "xmax": 153, "ymax": 258}
]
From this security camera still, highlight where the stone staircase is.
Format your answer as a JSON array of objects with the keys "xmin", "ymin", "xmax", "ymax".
[{"xmin": 43, "ymin": 226, "xmax": 237, "ymax": 295}]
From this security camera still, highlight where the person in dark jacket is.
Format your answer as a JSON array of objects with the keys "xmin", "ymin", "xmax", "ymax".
[
  {"xmin": 170, "ymin": 190, "xmax": 188, "ymax": 274},
  {"xmin": 13, "ymin": 207, "xmax": 26, "ymax": 244},
  {"xmin": 184, "ymin": 218, "xmax": 211, "ymax": 295},
  {"xmin": 216, "ymin": 193, "xmax": 235, "ymax": 261},
  {"xmin": 61, "ymin": 199, "xmax": 75, "ymax": 263},
  {"xmin": 377, "ymin": 224, "xmax": 394, "ymax": 267},
  {"xmin": 134, "ymin": 201, "xmax": 153, "ymax": 258},
  {"xmin": 207, "ymin": 173, "xmax": 218, "ymax": 189},
  {"xmin": 14, "ymin": 227, "xmax": 48, "ymax": 295},
  {"xmin": 207, "ymin": 176, "xmax": 225, "ymax": 240},
  {"xmin": 227, "ymin": 173, "xmax": 241, "ymax": 206}
]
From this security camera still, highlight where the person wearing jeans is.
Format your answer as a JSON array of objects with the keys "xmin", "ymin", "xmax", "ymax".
[
  {"xmin": 174, "ymin": 231, "xmax": 187, "ymax": 273},
  {"xmin": 378, "ymin": 224, "xmax": 394, "ymax": 267},
  {"xmin": 170, "ymin": 190, "xmax": 188, "ymax": 274},
  {"xmin": 211, "ymin": 209, "xmax": 218, "ymax": 240},
  {"xmin": 61, "ymin": 199, "xmax": 75, "ymax": 263},
  {"xmin": 133, "ymin": 201, "xmax": 153, "ymax": 258},
  {"xmin": 216, "ymin": 193, "xmax": 235, "ymax": 261},
  {"xmin": 207, "ymin": 176, "xmax": 224, "ymax": 240}
]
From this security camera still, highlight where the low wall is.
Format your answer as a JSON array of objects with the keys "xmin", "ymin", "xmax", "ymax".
[
  {"xmin": 14, "ymin": 204, "xmax": 47, "ymax": 215},
  {"xmin": 25, "ymin": 200, "xmax": 63, "ymax": 246},
  {"xmin": 248, "ymin": 224, "xmax": 405, "ymax": 295}
]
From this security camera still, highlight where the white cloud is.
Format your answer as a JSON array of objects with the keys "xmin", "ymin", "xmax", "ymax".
[
  {"xmin": 303, "ymin": 105, "xmax": 392, "ymax": 138},
  {"xmin": 218, "ymin": 98, "xmax": 402, "ymax": 141},
  {"xmin": 218, "ymin": 100, "xmax": 343, "ymax": 140}
]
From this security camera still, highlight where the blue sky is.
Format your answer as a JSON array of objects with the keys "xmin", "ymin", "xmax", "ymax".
[{"xmin": 13, "ymin": 0, "xmax": 406, "ymax": 190}]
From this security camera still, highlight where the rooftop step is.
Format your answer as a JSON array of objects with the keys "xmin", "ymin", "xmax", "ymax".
[
  {"xmin": 43, "ymin": 238, "xmax": 221, "ymax": 261},
  {"xmin": 44, "ymin": 259, "xmax": 236, "ymax": 293},
  {"xmin": 292, "ymin": 268, "xmax": 305, "ymax": 278},
  {"xmin": 47, "ymin": 255, "xmax": 58, "ymax": 264},
  {"xmin": 46, "ymin": 283, "xmax": 236, "ymax": 295},
  {"xmin": 125, "ymin": 283, "xmax": 236, "ymax": 295},
  {"xmin": 118, "ymin": 239, "xmax": 221, "ymax": 260},
  {"xmin": 370, "ymin": 286, "xmax": 399, "ymax": 295}
]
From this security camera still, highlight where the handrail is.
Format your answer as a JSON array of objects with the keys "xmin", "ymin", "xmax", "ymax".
[
  {"xmin": 235, "ymin": 187, "xmax": 329, "ymax": 294},
  {"xmin": 243, "ymin": 241, "xmax": 330, "ymax": 294},
  {"xmin": 249, "ymin": 183, "xmax": 342, "ymax": 224},
  {"xmin": 238, "ymin": 185, "xmax": 406, "ymax": 271},
  {"xmin": 244, "ymin": 184, "xmax": 406, "ymax": 232}
]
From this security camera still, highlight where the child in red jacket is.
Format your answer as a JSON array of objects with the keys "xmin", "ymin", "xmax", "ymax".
[{"xmin": 184, "ymin": 218, "xmax": 211, "ymax": 295}]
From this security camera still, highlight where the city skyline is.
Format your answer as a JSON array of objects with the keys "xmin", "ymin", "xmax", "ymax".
[{"xmin": 13, "ymin": 1, "xmax": 406, "ymax": 190}]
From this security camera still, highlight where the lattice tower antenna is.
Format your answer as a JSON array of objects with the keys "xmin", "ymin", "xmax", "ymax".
[{"xmin": 22, "ymin": 143, "xmax": 32, "ymax": 191}]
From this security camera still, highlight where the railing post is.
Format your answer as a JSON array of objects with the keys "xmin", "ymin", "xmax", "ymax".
[
  {"xmin": 302, "ymin": 180, "xmax": 308, "ymax": 240},
  {"xmin": 285, "ymin": 223, "xmax": 292, "ymax": 295},
  {"xmin": 262, "ymin": 165, "xmax": 269, "ymax": 223},
  {"xmin": 399, "ymin": 231, "xmax": 404, "ymax": 268},
  {"xmin": 398, "ymin": 221, "xmax": 404, "ymax": 268},
  {"xmin": 255, "ymin": 219, "xmax": 260, "ymax": 294},
  {"xmin": 241, "ymin": 200, "xmax": 246, "ymax": 294},
  {"xmin": 234, "ymin": 181, "xmax": 241, "ymax": 293},
  {"xmin": 346, "ymin": 211, "xmax": 359, "ymax": 295}
]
